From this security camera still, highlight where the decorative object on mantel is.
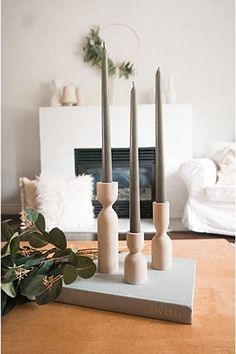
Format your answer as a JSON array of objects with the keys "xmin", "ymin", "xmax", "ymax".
[
  {"xmin": 97, "ymin": 44, "xmax": 118, "ymax": 273},
  {"xmin": 49, "ymin": 79, "xmax": 63, "ymax": 106},
  {"xmin": 1, "ymin": 209, "xmax": 96, "ymax": 316},
  {"xmin": 82, "ymin": 26, "xmax": 138, "ymax": 80},
  {"xmin": 152, "ymin": 68, "xmax": 172, "ymax": 270},
  {"xmin": 166, "ymin": 75, "xmax": 177, "ymax": 104},
  {"xmin": 124, "ymin": 83, "xmax": 147, "ymax": 284},
  {"xmin": 62, "ymin": 85, "xmax": 77, "ymax": 106}
]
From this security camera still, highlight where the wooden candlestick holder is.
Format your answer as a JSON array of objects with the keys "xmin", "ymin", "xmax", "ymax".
[
  {"xmin": 151, "ymin": 201, "xmax": 172, "ymax": 270},
  {"xmin": 124, "ymin": 231, "xmax": 147, "ymax": 284},
  {"xmin": 97, "ymin": 181, "xmax": 119, "ymax": 273}
]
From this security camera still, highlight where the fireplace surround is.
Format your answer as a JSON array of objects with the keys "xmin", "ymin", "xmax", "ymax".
[
  {"xmin": 75, "ymin": 148, "xmax": 155, "ymax": 218},
  {"xmin": 39, "ymin": 104, "xmax": 193, "ymax": 221}
]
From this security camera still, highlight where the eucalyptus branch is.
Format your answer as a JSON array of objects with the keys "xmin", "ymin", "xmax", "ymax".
[{"xmin": 1, "ymin": 209, "xmax": 96, "ymax": 315}]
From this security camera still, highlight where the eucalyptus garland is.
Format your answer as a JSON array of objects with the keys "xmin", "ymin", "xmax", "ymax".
[{"xmin": 83, "ymin": 27, "xmax": 135, "ymax": 80}]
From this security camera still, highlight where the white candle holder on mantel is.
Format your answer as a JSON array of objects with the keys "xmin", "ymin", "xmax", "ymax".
[
  {"xmin": 124, "ymin": 231, "xmax": 147, "ymax": 285},
  {"xmin": 151, "ymin": 201, "xmax": 172, "ymax": 270},
  {"xmin": 97, "ymin": 181, "xmax": 119, "ymax": 273}
]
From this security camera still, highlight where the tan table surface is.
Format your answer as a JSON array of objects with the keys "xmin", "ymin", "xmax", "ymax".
[{"xmin": 2, "ymin": 239, "xmax": 235, "ymax": 354}]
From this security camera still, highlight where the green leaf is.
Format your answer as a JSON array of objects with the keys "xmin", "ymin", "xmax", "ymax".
[
  {"xmin": 53, "ymin": 249, "xmax": 71, "ymax": 258},
  {"xmin": 19, "ymin": 270, "xmax": 36, "ymax": 291},
  {"xmin": 20, "ymin": 274, "xmax": 47, "ymax": 297},
  {"xmin": 1, "ymin": 221, "xmax": 14, "ymax": 241},
  {"xmin": 1, "ymin": 290, "xmax": 7, "ymax": 314},
  {"xmin": 36, "ymin": 260, "xmax": 53, "ymax": 275},
  {"xmin": 29, "ymin": 232, "xmax": 48, "ymax": 248},
  {"xmin": 77, "ymin": 256, "xmax": 96, "ymax": 279},
  {"xmin": 53, "ymin": 249, "xmax": 77, "ymax": 266},
  {"xmin": 26, "ymin": 209, "xmax": 39, "ymax": 224},
  {"xmin": 1, "ymin": 282, "xmax": 16, "ymax": 298},
  {"xmin": 1, "ymin": 254, "xmax": 14, "ymax": 268},
  {"xmin": 1, "ymin": 232, "xmax": 19, "ymax": 260},
  {"xmin": 15, "ymin": 251, "xmax": 35, "ymax": 266},
  {"xmin": 63, "ymin": 264, "xmax": 78, "ymax": 285},
  {"xmin": 26, "ymin": 294, "xmax": 36, "ymax": 301},
  {"xmin": 35, "ymin": 213, "xmax": 45, "ymax": 233},
  {"xmin": 47, "ymin": 228, "xmax": 67, "ymax": 250},
  {"xmin": 10, "ymin": 234, "xmax": 20, "ymax": 263},
  {"xmin": 1, "ymin": 291, "xmax": 18, "ymax": 316},
  {"xmin": 36, "ymin": 279, "xmax": 62, "ymax": 305},
  {"xmin": 48, "ymin": 264, "xmax": 65, "ymax": 276},
  {"xmin": 23, "ymin": 255, "xmax": 46, "ymax": 268},
  {"xmin": 1, "ymin": 242, "xmax": 9, "ymax": 255},
  {"xmin": 67, "ymin": 250, "xmax": 78, "ymax": 266},
  {"xmin": 1, "ymin": 268, "xmax": 17, "ymax": 283},
  {"xmin": 10, "ymin": 236, "xmax": 20, "ymax": 263}
]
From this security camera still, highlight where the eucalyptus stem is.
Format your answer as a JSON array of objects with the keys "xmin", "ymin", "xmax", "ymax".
[{"xmin": 1, "ymin": 209, "xmax": 96, "ymax": 315}]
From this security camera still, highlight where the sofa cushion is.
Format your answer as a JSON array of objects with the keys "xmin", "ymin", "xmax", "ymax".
[
  {"xmin": 205, "ymin": 141, "xmax": 235, "ymax": 165},
  {"xmin": 217, "ymin": 146, "xmax": 236, "ymax": 185},
  {"xmin": 204, "ymin": 185, "xmax": 236, "ymax": 203}
]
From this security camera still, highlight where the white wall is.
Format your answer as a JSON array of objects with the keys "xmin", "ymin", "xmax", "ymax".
[{"xmin": 1, "ymin": 0, "xmax": 235, "ymax": 211}]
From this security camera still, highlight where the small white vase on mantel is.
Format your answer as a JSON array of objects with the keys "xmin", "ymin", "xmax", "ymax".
[
  {"xmin": 50, "ymin": 80, "xmax": 63, "ymax": 106},
  {"xmin": 166, "ymin": 75, "xmax": 177, "ymax": 104}
]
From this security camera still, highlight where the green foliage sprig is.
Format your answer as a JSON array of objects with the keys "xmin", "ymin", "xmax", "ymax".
[
  {"xmin": 83, "ymin": 27, "xmax": 135, "ymax": 80},
  {"xmin": 1, "ymin": 209, "xmax": 96, "ymax": 316}
]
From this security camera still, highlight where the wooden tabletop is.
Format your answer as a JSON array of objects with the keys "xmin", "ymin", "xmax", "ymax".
[{"xmin": 2, "ymin": 239, "xmax": 235, "ymax": 354}]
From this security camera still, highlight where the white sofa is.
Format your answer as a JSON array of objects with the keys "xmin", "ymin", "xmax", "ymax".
[{"xmin": 179, "ymin": 142, "xmax": 236, "ymax": 236}]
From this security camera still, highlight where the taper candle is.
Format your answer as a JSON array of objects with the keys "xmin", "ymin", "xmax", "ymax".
[
  {"xmin": 155, "ymin": 68, "xmax": 166, "ymax": 202},
  {"xmin": 101, "ymin": 43, "xmax": 112, "ymax": 183},
  {"xmin": 130, "ymin": 83, "xmax": 140, "ymax": 233}
]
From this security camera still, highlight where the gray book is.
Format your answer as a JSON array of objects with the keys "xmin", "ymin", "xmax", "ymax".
[{"xmin": 57, "ymin": 255, "xmax": 196, "ymax": 324}]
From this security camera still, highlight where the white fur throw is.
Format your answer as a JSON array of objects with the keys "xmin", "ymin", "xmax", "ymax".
[{"xmin": 36, "ymin": 175, "xmax": 94, "ymax": 231}]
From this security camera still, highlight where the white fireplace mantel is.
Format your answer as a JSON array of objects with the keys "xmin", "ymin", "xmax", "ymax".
[{"xmin": 39, "ymin": 104, "xmax": 192, "ymax": 219}]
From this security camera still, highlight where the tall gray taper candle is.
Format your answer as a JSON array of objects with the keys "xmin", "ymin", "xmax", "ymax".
[
  {"xmin": 101, "ymin": 43, "xmax": 112, "ymax": 183},
  {"xmin": 130, "ymin": 83, "xmax": 140, "ymax": 233},
  {"xmin": 155, "ymin": 68, "xmax": 166, "ymax": 202}
]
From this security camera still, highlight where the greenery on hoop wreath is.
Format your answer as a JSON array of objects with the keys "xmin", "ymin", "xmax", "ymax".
[{"xmin": 83, "ymin": 26, "xmax": 136, "ymax": 80}]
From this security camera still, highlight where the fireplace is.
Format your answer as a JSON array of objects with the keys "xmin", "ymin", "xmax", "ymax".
[{"xmin": 74, "ymin": 148, "xmax": 155, "ymax": 218}]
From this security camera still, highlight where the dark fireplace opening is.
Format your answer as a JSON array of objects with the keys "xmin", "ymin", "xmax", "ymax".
[{"xmin": 74, "ymin": 148, "xmax": 155, "ymax": 218}]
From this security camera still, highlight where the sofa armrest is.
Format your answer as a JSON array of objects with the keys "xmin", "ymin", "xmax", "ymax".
[
  {"xmin": 19, "ymin": 177, "xmax": 38, "ymax": 228},
  {"xmin": 179, "ymin": 158, "xmax": 218, "ymax": 194}
]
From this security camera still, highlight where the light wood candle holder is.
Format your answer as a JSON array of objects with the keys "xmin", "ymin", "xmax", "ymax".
[
  {"xmin": 97, "ymin": 181, "xmax": 119, "ymax": 273},
  {"xmin": 124, "ymin": 231, "xmax": 147, "ymax": 284},
  {"xmin": 151, "ymin": 201, "xmax": 172, "ymax": 270}
]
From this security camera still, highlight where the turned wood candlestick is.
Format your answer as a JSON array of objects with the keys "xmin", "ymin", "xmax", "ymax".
[
  {"xmin": 97, "ymin": 181, "xmax": 119, "ymax": 273},
  {"xmin": 124, "ymin": 231, "xmax": 147, "ymax": 284},
  {"xmin": 151, "ymin": 201, "xmax": 172, "ymax": 270}
]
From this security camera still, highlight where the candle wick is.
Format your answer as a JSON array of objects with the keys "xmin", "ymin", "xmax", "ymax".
[
  {"xmin": 103, "ymin": 41, "xmax": 106, "ymax": 49},
  {"xmin": 156, "ymin": 67, "xmax": 160, "ymax": 75},
  {"xmin": 132, "ymin": 81, "xmax": 135, "ymax": 88}
]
